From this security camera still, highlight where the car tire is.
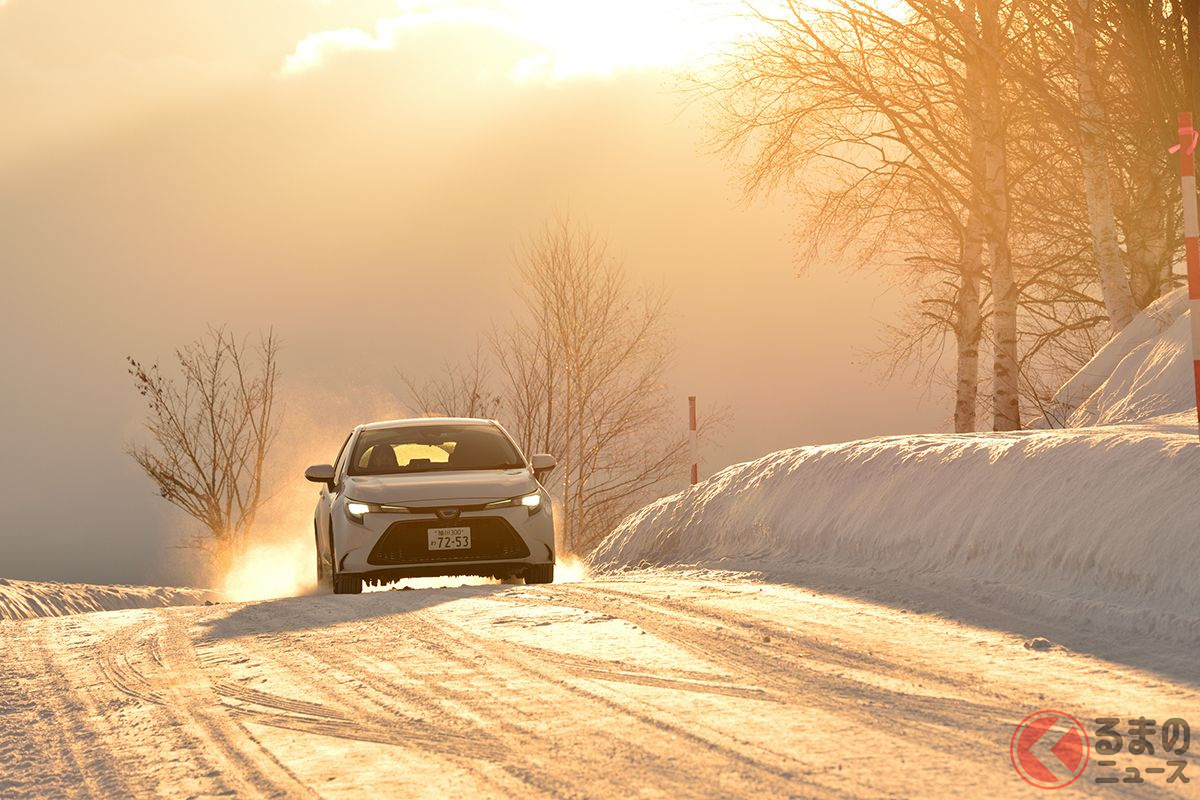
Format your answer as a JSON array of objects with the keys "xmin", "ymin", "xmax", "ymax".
[
  {"xmin": 525, "ymin": 563, "xmax": 554, "ymax": 584},
  {"xmin": 333, "ymin": 572, "xmax": 362, "ymax": 594},
  {"xmin": 315, "ymin": 526, "xmax": 328, "ymax": 584}
]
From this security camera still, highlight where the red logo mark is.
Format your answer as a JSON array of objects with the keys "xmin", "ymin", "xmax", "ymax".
[{"xmin": 1010, "ymin": 710, "xmax": 1090, "ymax": 789}]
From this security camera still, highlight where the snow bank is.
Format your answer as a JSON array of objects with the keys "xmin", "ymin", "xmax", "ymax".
[
  {"xmin": 0, "ymin": 578, "xmax": 210, "ymax": 622},
  {"xmin": 1042, "ymin": 288, "xmax": 1194, "ymax": 427},
  {"xmin": 593, "ymin": 296, "xmax": 1200, "ymax": 642},
  {"xmin": 592, "ymin": 425, "xmax": 1200, "ymax": 641}
]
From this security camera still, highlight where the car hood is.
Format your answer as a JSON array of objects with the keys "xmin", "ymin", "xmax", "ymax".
[{"xmin": 343, "ymin": 469, "xmax": 537, "ymax": 505}]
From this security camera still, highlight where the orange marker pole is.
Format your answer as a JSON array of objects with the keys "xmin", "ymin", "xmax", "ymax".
[
  {"xmin": 688, "ymin": 395, "xmax": 699, "ymax": 485},
  {"xmin": 1172, "ymin": 112, "xmax": 1200, "ymax": 434}
]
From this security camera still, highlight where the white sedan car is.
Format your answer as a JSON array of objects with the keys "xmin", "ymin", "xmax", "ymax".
[{"xmin": 305, "ymin": 418, "xmax": 556, "ymax": 594}]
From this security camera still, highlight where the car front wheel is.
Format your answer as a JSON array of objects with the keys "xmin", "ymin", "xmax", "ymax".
[
  {"xmin": 333, "ymin": 572, "xmax": 362, "ymax": 594},
  {"xmin": 315, "ymin": 526, "xmax": 329, "ymax": 584},
  {"xmin": 525, "ymin": 563, "xmax": 554, "ymax": 584}
]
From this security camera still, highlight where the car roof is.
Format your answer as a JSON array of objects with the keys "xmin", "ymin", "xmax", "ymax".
[{"xmin": 357, "ymin": 417, "xmax": 497, "ymax": 432}]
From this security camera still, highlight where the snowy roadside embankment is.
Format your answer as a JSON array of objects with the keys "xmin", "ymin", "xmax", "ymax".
[
  {"xmin": 591, "ymin": 424, "xmax": 1199, "ymax": 640},
  {"xmin": 0, "ymin": 578, "xmax": 210, "ymax": 621},
  {"xmin": 1044, "ymin": 287, "xmax": 1193, "ymax": 427},
  {"xmin": 593, "ymin": 294, "xmax": 1200, "ymax": 642}
]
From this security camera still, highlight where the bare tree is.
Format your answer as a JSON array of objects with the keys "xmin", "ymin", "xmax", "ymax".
[
  {"xmin": 701, "ymin": 0, "xmax": 1185, "ymax": 430},
  {"xmin": 1107, "ymin": 0, "xmax": 1188, "ymax": 307},
  {"xmin": 704, "ymin": 0, "xmax": 1029, "ymax": 428},
  {"xmin": 126, "ymin": 328, "xmax": 281, "ymax": 570},
  {"xmin": 401, "ymin": 342, "xmax": 502, "ymax": 420},
  {"xmin": 1000, "ymin": 0, "xmax": 1184, "ymax": 314},
  {"xmin": 406, "ymin": 219, "xmax": 716, "ymax": 553},
  {"xmin": 515, "ymin": 220, "xmax": 689, "ymax": 551}
]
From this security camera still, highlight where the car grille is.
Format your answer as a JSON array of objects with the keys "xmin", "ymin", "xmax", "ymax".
[{"xmin": 367, "ymin": 516, "xmax": 531, "ymax": 565}]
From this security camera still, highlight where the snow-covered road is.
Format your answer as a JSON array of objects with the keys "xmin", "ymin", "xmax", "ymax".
[{"xmin": 2, "ymin": 570, "xmax": 1197, "ymax": 798}]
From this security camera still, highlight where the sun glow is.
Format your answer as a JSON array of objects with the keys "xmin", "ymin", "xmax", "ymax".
[{"xmin": 284, "ymin": 0, "xmax": 758, "ymax": 80}]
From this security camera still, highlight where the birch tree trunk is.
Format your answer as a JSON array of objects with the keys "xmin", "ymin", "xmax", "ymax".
[
  {"xmin": 1123, "ymin": 150, "xmax": 1173, "ymax": 308},
  {"xmin": 1071, "ymin": 0, "xmax": 1138, "ymax": 331},
  {"xmin": 955, "ymin": 211, "xmax": 985, "ymax": 432},
  {"xmin": 979, "ymin": 0, "xmax": 1021, "ymax": 431},
  {"xmin": 958, "ymin": 14, "xmax": 987, "ymax": 435}
]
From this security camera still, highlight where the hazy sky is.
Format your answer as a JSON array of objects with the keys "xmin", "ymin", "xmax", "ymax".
[{"xmin": 0, "ymin": 0, "xmax": 947, "ymax": 586}]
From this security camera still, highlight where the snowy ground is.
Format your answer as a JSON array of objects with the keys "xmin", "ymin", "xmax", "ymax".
[
  {"xmin": 0, "ymin": 578, "xmax": 211, "ymax": 622},
  {"xmin": 1, "ymin": 570, "xmax": 1197, "ymax": 798},
  {"xmin": 3, "ymin": 296, "xmax": 1196, "ymax": 797}
]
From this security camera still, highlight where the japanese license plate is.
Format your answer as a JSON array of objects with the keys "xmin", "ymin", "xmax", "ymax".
[{"xmin": 427, "ymin": 527, "xmax": 471, "ymax": 550}]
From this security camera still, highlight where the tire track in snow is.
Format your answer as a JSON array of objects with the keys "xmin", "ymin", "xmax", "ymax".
[
  {"xmin": 523, "ymin": 648, "xmax": 772, "ymax": 701},
  {"xmin": 268, "ymin": 607, "xmax": 569, "ymax": 798},
  {"xmin": 475, "ymin": 599, "xmax": 774, "ymax": 700},
  {"xmin": 395, "ymin": 608, "xmax": 717, "ymax": 798},
  {"xmin": 255, "ymin": 597, "xmax": 742, "ymax": 798},
  {"xmin": 409, "ymin": 602, "xmax": 837, "ymax": 798},
  {"xmin": 203, "ymin": 630, "xmax": 506, "ymax": 763},
  {"xmin": 0, "ymin": 619, "xmax": 132, "ymax": 799},
  {"xmin": 88, "ymin": 613, "xmax": 242, "ymax": 797},
  {"xmin": 89, "ymin": 611, "xmax": 317, "ymax": 798},
  {"xmin": 97, "ymin": 608, "xmax": 479, "ymax": 769},
  {"xmin": 214, "ymin": 680, "xmax": 355, "ymax": 721},
  {"xmin": 32, "ymin": 617, "xmax": 144, "ymax": 799},
  {"xmin": 574, "ymin": 583, "xmax": 972, "ymax": 690},
  {"xmin": 95, "ymin": 619, "xmax": 167, "ymax": 705},
  {"xmin": 535, "ymin": 583, "xmax": 1016, "ymax": 760}
]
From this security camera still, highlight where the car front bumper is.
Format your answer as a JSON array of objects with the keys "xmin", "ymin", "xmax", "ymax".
[{"xmin": 334, "ymin": 505, "xmax": 555, "ymax": 579}]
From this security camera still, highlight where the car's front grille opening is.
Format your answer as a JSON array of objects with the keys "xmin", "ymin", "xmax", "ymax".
[{"xmin": 367, "ymin": 516, "xmax": 531, "ymax": 565}]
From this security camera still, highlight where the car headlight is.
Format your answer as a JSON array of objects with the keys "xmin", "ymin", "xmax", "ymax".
[
  {"xmin": 345, "ymin": 501, "xmax": 372, "ymax": 522},
  {"xmin": 484, "ymin": 492, "xmax": 543, "ymax": 514}
]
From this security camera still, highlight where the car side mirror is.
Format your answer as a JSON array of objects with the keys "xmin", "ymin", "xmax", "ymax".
[
  {"xmin": 304, "ymin": 464, "xmax": 336, "ymax": 489},
  {"xmin": 531, "ymin": 454, "xmax": 556, "ymax": 482}
]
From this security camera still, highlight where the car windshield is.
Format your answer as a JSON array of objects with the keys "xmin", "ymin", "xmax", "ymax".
[{"xmin": 348, "ymin": 424, "xmax": 525, "ymax": 476}]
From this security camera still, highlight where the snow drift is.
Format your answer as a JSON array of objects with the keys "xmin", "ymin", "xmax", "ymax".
[
  {"xmin": 0, "ymin": 578, "xmax": 210, "ymax": 622},
  {"xmin": 593, "ymin": 294, "xmax": 1200, "ymax": 642},
  {"xmin": 1042, "ymin": 287, "xmax": 1194, "ymax": 427}
]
